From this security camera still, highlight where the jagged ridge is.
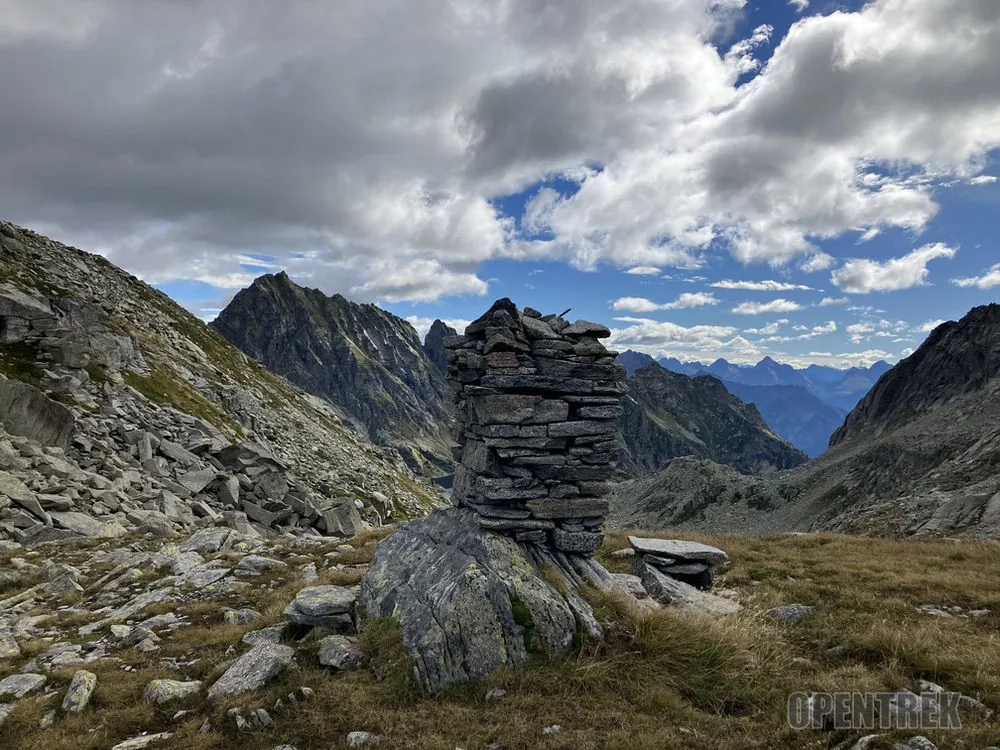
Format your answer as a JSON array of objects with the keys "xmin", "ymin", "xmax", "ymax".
[{"xmin": 211, "ymin": 273, "xmax": 454, "ymax": 473}]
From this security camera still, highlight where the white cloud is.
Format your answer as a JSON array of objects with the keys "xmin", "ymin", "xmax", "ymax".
[
  {"xmin": 624, "ymin": 266, "xmax": 663, "ymax": 276},
  {"xmin": 405, "ymin": 316, "xmax": 473, "ymax": 340},
  {"xmin": 800, "ymin": 253, "xmax": 836, "ymax": 273},
  {"xmin": 743, "ymin": 319, "xmax": 789, "ymax": 335},
  {"xmin": 788, "ymin": 0, "xmax": 809, "ymax": 12},
  {"xmin": 612, "ymin": 292, "xmax": 718, "ymax": 312},
  {"xmin": 761, "ymin": 320, "xmax": 836, "ymax": 342},
  {"xmin": 831, "ymin": 243, "xmax": 957, "ymax": 294},
  {"xmin": 918, "ymin": 319, "xmax": 946, "ymax": 333},
  {"xmin": 970, "ymin": 175, "xmax": 998, "ymax": 185},
  {"xmin": 818, "ymin": 296, "xmax": 849, "ymax": 307},
  {"xmin": 710, "ymin": 279, "xmax": 813, "ymax": 291},
  {"xmin": 732, "ymin": 298, "xmax": 803, "ymax": 315},
  {"xmin": 847, "ymin": 323, "xmax": 875, "ymax": 334},
  {"xmin": 953, "ymin": 263, "xmax": 1000, "ymax": 289},
  {"xmin": 612, "ymin": 297, "xmax": 661, "ymax": 313},
  {"xmin": 349, "ymin": 258, "xmax": 489, "ymax": 302},
  {"xmin": 608, "ymin": 317, "xmax": 759, "ymax": 362},
  {"xmin": 834, "ymin": 349, "xmax": 892, "ymax": 368}
]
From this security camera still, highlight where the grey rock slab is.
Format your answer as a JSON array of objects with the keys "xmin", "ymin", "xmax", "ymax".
[
  {"xmin": 317, "ymin": 502, "xmax": 365, "ymax": 537},
  {"xmin": 48, "ymin": 511, "xmax": 107, "ymax": 537},
  {"xmin": 178, "ymin": 527, "xmax": 234, "ymax": 554},
  {"xmin": 764, "ymin": 604, "xmax": 815, "ymax": 622},
  {"xmin": 0, "ymin": 379, "xmax": 75, "ymax": 450},
  {"xmin": 628, "ymin": 536, "xmax": 729, "ymax": 564},
  {"xmin": 61, "ymin": 669, "xmax": 98, "ymax": 712},
  {"xmin": 178, "ymin": 467, "xmax": 218, "ymax": 494},
  {"xmin": 893, "ymin": 738, "xmax": 937, "ymax": 750},
  {"xmin": 359, "ymin": 507, "xmax": 592, "ymax": 691},
  {"xmin": 235, "ymin": 554, "xmax": 287, "ymax": 576},
  {"xmin": 346, "ymin": 732, "xmax": 380, "ymax": 747},
  {"xmin": 143, "ymin": 679, "xmax": 202, "ymax": 704},
  {"xmin": 561, "ymin": 320, "xmax": 611, "ymax": 338},
  {"xmin": 635, "ymin": 558, "xmax": 739, "ymax": 616},
  {"xmin": 317, "ymin": 635, "xmax": 366, "ymax": 671},
  {"xmin": 242, "ymin": 625, "xmax": 285, "ymax": 646},
  {"xmin": 176, "ymin": 563, "xmax": 231, "ymax": 589},
  {"xmin": 0, "ymin": 672, "xmax": 47, "ymax": 698},
  {"xmin": 284, "ymin": 585, "xmax": 358, "ymax": 628},
  {"xmin": 110, "ymin": 733, "xmax": 175, "ymax": 750},
  {"xmin": 223, "ymin": 608, "xmax": 261, "ymax": 626},
  {"xmin": 207, "ymin": 643, "xmax": 295, "ymax": 700},
  {"xmin": 0, "ymin": 630, "xmax": 20, "ymax": 658}
]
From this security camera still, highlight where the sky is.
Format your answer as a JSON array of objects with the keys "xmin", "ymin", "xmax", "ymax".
[{"xmin": 1, "ymin": 0, "xmax": 998, "ymax": 368}]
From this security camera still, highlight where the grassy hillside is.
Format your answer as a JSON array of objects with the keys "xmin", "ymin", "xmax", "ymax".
[{"xmin": 2, "ymin": 531, "xmax": 996, "ymax": 749}]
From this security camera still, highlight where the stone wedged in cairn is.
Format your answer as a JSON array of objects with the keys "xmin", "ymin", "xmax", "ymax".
[{"xmin": 445, "ymin": 299, "xmax": 626, "ymax": 555}]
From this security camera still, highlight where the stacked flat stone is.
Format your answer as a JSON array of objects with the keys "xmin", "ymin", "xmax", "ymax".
[
  {"xmin": 628, "ymin": 536, "xmax": 729, "ymax": 590},
  {"xmin": 445, "ymin": 298, "xmax": 626, "ymax": 554}
]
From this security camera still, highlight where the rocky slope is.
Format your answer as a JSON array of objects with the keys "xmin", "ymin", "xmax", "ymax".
[
  {"xmin": 831, "ymin": 305, "xmax": 1000, "ymax": 446},
  {"xmin": 211, "ymin": 274, "xmax": 454, "ymax": 473},
  {"xmin": 0, "ymin": 220, "xmax": 440, "ymax": 546},
  {"xmin": 611, "ymin": 306, "xmax": 1000, "ymax": 538},
  {"xmin": 618, "ymin": 363, "xmax": 807, "ymax": 476},
  {"xmin": 422, "ymin": 319, "xmax": 456, "ymax": 373}
]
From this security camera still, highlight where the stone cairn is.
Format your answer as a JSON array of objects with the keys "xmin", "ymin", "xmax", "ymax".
[{"xmin": 444, "ymin": 298, "xmax": 626, "ymax": 555}]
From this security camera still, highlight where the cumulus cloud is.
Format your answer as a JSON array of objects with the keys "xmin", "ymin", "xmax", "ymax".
[
  {"xmin": 818, "ymin": 296, "xmax": 850, "ymax": 307},
  {"xmin": 918, "ymin": 319, "xmax": 947, "ymax": 332},
  {"xmin": 800, "ymin": 253, "xmax": 836, "ymax": 273},
  {"xmin": 1, "ymin": 0, "xmax": 998, "ymax": 303},
  {"xmin": 970, "ymin": 175, "xmax": 998, "ymax": 185},
  {"xmin": 405, "ymin": 316, "xmax": 473, "ymax": 340},
  {"xmin": 743, "ymin": 319, "xmax": 789, "ymax": 335},
  {"xmin": 612, "ymin": 292, "xmax": 718, "ymax": 312},
  {"xmin": 624, "ymin": 266, "xmax": 663, "ymax": 276},
  {"xmin": 607, "ymin": 317, "xmax": 755, "ymax": 361},
  {"xmin": 732, "ymin": 298, "xmax": 803, "ymax": 315},
  {"xmin": 710, "ymin": 279, "xmax": 813, "ymax": 291},
  {"xmin": 761, "ymin": 320, "xmax": 836, "ymax": 342},
  {"xmin": 953, "ymin": 263, "xmax": 1000, "ymax": 289},
  {"xmin": 831, "ymin": 244, "xmax": 957, "ymax": 294}
]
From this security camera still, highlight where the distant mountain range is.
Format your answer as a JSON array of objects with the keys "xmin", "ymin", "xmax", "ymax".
[
  {"xmin": 615, "ymin": 350, "xmax": 890, "ymax": 455},
  {"xmin": 611, "ymin": 305, "xmax": 1000, "ymax": 538},
  {"xmin": 619, "ymin": 363, "xmax": 807, "ymax": 475}
]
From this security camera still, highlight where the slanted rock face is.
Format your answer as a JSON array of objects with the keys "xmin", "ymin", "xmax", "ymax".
[
  {"xmin": 0, "ymin": 378, "xmax": 75, "ymax": 450},
  {"xmin": 360, "ymin": 507, "xmax": 609, "ymax": 691},
  {"xmin": 445, "ymin": 299, "xmax": 626, "ymax": 554}
]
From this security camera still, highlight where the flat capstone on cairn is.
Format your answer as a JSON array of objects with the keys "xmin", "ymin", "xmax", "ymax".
[{"xmin": 445, "ymin": 298, "xmax": 625, "ymax": 555}]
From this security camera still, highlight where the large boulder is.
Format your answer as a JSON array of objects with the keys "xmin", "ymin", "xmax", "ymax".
[
  {"xmin": 0, "ymin": 378, "xmax": 74, "ymax": 450},
  {"xmin": 207, "ymin": 643, "xmax": 294, "ymax": 700},
  {"xmin": 359, "ymin": 507, "xmax": 611, "ymax": 692}
]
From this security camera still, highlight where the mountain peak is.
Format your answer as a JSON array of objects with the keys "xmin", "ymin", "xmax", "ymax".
[
  {"xmin": 211, "ymin": 273, "xmax": 454, "ymax": 471},
  {"xmin": 423, "ymin": 319, "xmax": 458, "ymax": 372},
  {"xmin": 831, "ymin": 303, "xmax": 1000, "ymax": 446}
]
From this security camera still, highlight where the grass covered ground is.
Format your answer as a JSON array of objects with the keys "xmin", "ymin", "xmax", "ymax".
[{"xmin": 1, "ymin": 529, "xmax": 998, "ymax": 749}]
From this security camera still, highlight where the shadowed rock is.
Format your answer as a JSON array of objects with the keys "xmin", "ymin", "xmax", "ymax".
[{"xmin": 0, "ymin": 379, "xmax": 74, "ymax": 450}]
